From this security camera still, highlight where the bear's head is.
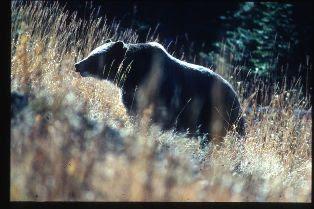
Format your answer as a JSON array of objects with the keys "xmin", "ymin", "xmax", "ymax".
[{"xmin": 74, "ymin": 40, "xmax": 127, "ymax": 80}]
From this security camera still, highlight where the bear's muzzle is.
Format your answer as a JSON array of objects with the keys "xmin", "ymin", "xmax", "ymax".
[{"xmin": 74, "ymin": 63, "xmax": 80, "ymax": 72}]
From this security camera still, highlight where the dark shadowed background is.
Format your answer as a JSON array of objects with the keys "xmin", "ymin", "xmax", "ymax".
[{"xmin": 54, "ymin": 1, "xmax": 313, "ymax": 56}]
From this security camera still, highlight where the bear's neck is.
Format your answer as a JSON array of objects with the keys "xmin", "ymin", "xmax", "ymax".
[{"xmin": 118, "ymin": 44, "xmax": 160, "ymax": 90}]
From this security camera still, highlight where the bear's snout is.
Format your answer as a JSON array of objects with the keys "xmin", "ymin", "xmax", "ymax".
[
  {"xmin": 74, "ymin": 62, "xmax": 91, "ymax": 77},
  {"xmin": 74, "ymin": 63, "xmax": 81, "ymax": 72}
]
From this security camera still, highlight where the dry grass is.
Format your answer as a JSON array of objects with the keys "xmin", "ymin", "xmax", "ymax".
[{"xmin": 11, "ymin": 1, "xmax": 311, "ymax": 202}]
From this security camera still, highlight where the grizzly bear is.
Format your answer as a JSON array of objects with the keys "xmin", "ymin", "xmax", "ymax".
[{"xmin": 75, "ymin": 40, "xmax": 245, "ymax": 147}]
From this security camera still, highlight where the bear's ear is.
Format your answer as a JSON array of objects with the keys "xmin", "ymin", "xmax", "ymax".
[
  {"xmin": 105, "ymin": 39, "xmax": 112, "ymax": 43},
  {"xmin": 113, "ymin": 41, "xmax": 124, "ymax": 49}
]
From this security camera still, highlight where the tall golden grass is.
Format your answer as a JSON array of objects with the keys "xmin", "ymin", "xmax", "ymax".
[{"xmin": 11, "ymin": 1, "xmax": 311, "ymax": 201}]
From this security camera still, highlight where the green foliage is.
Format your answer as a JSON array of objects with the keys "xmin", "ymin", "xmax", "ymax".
[{"xmin": 206, "ymin": 2, "xmax": 298, "ymax": 76}]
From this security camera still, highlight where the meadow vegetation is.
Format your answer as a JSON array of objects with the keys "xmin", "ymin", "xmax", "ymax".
[{"xmin": 11, "ymin": 1, "xmax": 311, "ymax": 201}]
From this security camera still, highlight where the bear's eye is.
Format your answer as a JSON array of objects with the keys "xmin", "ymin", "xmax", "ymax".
[{"xmin": 88, "ymin": 54, "xmax": 100, "ymax": 62}]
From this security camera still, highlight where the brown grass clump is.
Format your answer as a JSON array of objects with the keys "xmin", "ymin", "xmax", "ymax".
[{"xmin": 11, "ymin": 1, "xmax": 311, "ymax": 202}]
